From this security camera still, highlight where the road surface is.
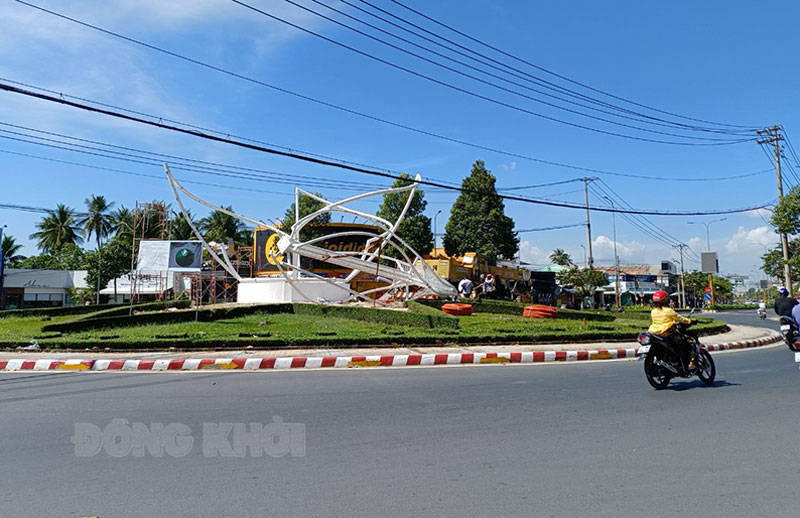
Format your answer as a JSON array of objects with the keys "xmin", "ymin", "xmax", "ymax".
[{"xmin": 1, "ymin": 311, "xmax": 796, "ymax": 517}]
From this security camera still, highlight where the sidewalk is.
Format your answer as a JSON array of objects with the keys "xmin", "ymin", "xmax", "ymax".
[{"xmin": 0, "ymin": 324, "xmax": 782, "ymax": 371}]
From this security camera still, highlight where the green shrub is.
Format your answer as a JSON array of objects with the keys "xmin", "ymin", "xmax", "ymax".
[
  {"xmin": 0, "ymin": 303, "xmax": 127, "ymax": 319},
  {"xmin": 42, "ymin": 302, "xmax": 458, "ymax": 334}
]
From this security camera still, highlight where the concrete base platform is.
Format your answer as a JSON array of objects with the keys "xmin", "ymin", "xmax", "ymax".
[{"xmin": 237, "ymin": 277, "xmax": 351, "ymax": 304}]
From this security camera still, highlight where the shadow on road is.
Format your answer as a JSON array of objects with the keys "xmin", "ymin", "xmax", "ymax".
[{"xmin": 667, "ymin": 379, "xmax": 741, "ymax": 391}]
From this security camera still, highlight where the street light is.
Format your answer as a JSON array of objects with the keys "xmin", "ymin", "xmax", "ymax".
[
  {"xmin": 433, "ymin": 210, "xmax": 442, "ymax": 250},
  {"xmin": 579, "ymin": 244, "xmax": 586, "ymax": 266},
  {"xmin": 603, "ymin": 197, "xmax": 620, "ymax": 310},
  {"xmin": 688, "ymin": 218, "xmax": 726, "ymax": 252}
]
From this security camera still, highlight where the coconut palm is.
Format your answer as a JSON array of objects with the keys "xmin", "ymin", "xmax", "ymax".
[
  {"xmin": 2, "ymin": 234, "xmax": 25, "ymax": 268},
  {"xmin": 170, "ymin": 210, "xmax": 198, "ymax": 241},
  {"xmin": 79, "ymin": 195, "xmax": 115, "ymax": 304},
  {"xmin": 199, "ymin": 207, "xmax": 246, "ymax": 244},
  {"xmin": 110, "ymin": 206, "xmax": 134, "ymax": 240},
  {"xmin": 30, "ymin": 204, "xmax": 83, "ymax": 253},
  {"xmin": 549, "ymin": 248, "xmax": 572, "ymax": 267}
]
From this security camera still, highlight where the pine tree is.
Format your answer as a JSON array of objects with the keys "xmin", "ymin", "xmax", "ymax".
[
  {"xmin": 376, "ymin": 173, "xmax": 432, "ymax": 257},
  {"xmin": 443, "ymin": 160, "xmax": 518, "ymax": 261}
]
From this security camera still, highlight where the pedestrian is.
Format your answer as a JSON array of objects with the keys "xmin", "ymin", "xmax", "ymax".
[
  {"xmin": 483, "ymin": 273, "xmax": 496, "ymax": 300},
  {"xmin": 457, "ymin": 277, "xmax": 474, "ymax": 301}
]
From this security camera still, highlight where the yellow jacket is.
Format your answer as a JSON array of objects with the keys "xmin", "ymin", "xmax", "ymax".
[{"xmin": 648, "ymin": 306, "xmax": 692, "ymax": 335}]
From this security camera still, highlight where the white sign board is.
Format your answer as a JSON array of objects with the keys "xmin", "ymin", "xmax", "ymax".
[{"xmin": 136, "ymin": 241, "xmax": 202, "ymax": 272}]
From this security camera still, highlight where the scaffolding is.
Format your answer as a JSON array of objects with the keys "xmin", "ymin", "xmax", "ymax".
[{"xmin": 128, "ymin": 201, "xmax": 172, "ymax": 311}]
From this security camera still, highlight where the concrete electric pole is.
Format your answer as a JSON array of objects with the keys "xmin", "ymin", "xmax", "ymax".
[{"xmin": 756, "ymin": 126, "xmax": 791, "ymax": 294}]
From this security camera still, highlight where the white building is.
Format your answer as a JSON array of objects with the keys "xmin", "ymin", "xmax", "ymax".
[{"xmin": 0, "ymin": 269, "xmax": 88, "ymax": 309}]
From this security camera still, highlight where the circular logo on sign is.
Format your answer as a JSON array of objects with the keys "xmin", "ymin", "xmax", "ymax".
[
  {"xmin": 174, "ymin": 248, "xmax": 196, "ymax": 267},
  {"xmin": 265, "ymin": 233, "xmax": 284, "ymax": 266}
]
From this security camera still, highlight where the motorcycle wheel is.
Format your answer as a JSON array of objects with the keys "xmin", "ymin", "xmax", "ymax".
[
  {"xmin": 644, "ymin": 351, "xmax": 671, "ymax": 390},
  {"xmin": 696, "ymin": 349, "xmax": 716, "ymax": 386}
]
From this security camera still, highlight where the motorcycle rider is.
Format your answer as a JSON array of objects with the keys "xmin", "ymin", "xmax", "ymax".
[
  {"xmin": 773, "ymin": 287, "xmax": 797, "ymax": 318},
  {"xmin": 757, "ymin": 299, "xmax": 767, "ymax": 319},
  {"xmin": 649, "ymin": 290, "xmax": 698, "ymax": 368}
]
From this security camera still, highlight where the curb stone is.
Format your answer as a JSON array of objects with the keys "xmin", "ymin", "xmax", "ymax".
[{"xmin": 0, "ymin": 334, "xmax": 782, "ymax": 372}]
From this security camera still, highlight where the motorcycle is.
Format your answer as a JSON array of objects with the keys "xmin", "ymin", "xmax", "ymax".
[
  {"xmin": 636, "ymin": 319, "xmax": 716, "ymax": 390},
  {"xmin": 757, "ymin": 307, "xmax": 767, "ymax": 320},
  {"xmin": 779, "ymin": 316, "xmax": 800, "ymax": 352}
]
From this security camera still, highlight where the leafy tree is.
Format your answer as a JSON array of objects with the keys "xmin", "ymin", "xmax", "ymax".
[
  {"xmin": 280, "ymin": 193, "xmax": 332, "ymax": 243},
  {"xmin": 30, "ymin": 204, "xmax": 82, "ymax": 253},
  {"xmin": 557, "ymin": 267, "xmax": 609, "ymax": 297},
  {"xmin": 1, "ymin": 235, "xmax": 25, "ymax": 268},
  {"xmin": 84, "ymin": 236, "xmax": 133, "ymax": 300},
  {"xmin": 170, "ymin": 210, "xmax": 198, "ymax": 240},
  {"xmin": 682, "ymin": 271, "xmax": 733, "ymax": 300},
  {"xmin": 549, "ymin": 248, "xmax": 572, "ymax": 266},
  {"xmin": 376, "ymin": 173, "xmax": 432, "ymax": 257},
  {"xmin": 199, "ymin": 207, "xmax": 246, "ymax": 244},
  {"xmin": 770, "ymin": 185, "xmax": 800, "ymax": 235},
  {"xmin": 18, "ymin": 243, "xmax": 87, "ymax": 270},
  {"xmin": 79, "ymin": 195, "xmax": 115, "ymax": 304},
  {"xmin": 443, "ymin": 160, "xmax": 518, "ymax": 261}
]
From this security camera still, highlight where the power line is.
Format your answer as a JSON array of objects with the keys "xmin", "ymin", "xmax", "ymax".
[
  {"xmin": 517, "ymin": 222, "xmax": 585, "ymax": 233},
  {"xmin": 0, "ymin": 81, "xmax": 772, "ymax": 216},
  {"xmin": 302, "ymin": 0, "xmax": 751, "ymax": 137},
  {"xmin": 349, "ymin": 0, "xmax": 750, "ymax": 135},
  {"xmin": 384, "ymin": 0, "xmax": 759, "ymax": 130},
  {"xmin": 0, "ymin": 77, "xmax": 770, "ymax": 184},
  {"xmin": 229, "ymin": 0, "xmax": 751, "ymax": 146}
]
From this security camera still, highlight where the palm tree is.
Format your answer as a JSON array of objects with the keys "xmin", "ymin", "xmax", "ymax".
[
  {"xmin": 170, "ymin": 210, "xmax": 198, "ymax": 240},
  {"xmin": 2, "ymin": 234, "xmax": 25, "ymax": 268},
  {"xmin": 110, "ymin": 206, "xmax": 134, "ymax": 240},
  {"xmin": 30, "ymin": 204, "xmax": 83, "ymax": 253},
  {"xmin": 199, "ymin": 207, "xmax": 246, "ymax": 244},
  {"xmin": 549, "ymin": 248, "xmax": 572, "ymax": 267},
  {"xmin": 79, "ymin": 195, "xmax": 115, "ymax": 304}
]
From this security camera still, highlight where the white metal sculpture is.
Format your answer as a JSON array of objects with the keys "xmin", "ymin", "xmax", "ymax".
[{"xmin": 164, "ymin": 164, "xmax": 456, "ymax": 304}]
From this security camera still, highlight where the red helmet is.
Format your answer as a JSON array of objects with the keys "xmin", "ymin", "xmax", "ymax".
[{"xmin": 652, "ymin": 290, "xmax": 668, "ymax": 303}]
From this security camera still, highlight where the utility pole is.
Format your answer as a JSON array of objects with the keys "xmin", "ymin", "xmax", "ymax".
[
  {"xmin": 583, "ymin": 177, "xmax": 596, "ymax": 269},
  {"xmin": 0, "ymin": 225, "xmax": 5, "ymax": 310},
  {"xmin": 756, "ymin": 126, "xmax": 791, "ymax": 294},
  {"xmin": 673, "ymin": 244, "xmax": 688, "ymax": 308}
]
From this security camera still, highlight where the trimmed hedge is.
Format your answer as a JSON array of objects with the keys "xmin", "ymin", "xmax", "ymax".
[
  {"xmin": 42, "ymin": 302, "xmax": 458, "ymax": 334},
  {"xmin": 413, "ymin": 298, "xmax": 615, "ymax": 321},
  {"xmin": 0, "ymin": 303, "xmax": 127, "ymax": 319},
  {"xmin": 80, "ymin": 300, "xmax": 192, "ymax": 319},
  {"xmin": 15, "ymin": 320, "xmax": 729, "ymax": 350},
  {"xmin": 708, "ymin": 303, "xmax": 759, "ymax": 311}
]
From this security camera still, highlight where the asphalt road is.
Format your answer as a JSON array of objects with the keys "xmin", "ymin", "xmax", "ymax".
[{"xmin": 1, "ymin": 311, "xmax": 797, "ymax": 518}]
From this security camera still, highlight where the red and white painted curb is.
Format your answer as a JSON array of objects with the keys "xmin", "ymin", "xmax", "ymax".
[{"xmin": 0, "ymin": 334, "xmax": 782, "ymax": 372}]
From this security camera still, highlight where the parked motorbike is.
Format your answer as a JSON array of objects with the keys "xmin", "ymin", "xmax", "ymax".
[
  {"xmin": 779, "ymin": 316, "xmax": 800, "ymax": 352},
  {"xmin": 636, "ymin": 319, "xmax": 716, "ymax": 390}
]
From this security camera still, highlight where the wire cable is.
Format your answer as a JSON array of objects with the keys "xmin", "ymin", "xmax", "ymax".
[
  {"xmin": 231, "ymin": 0, "xmax": 751, "ymax": 145},
  {"xmin": 0, "ymin": 81, "xmax": 772, "ymax": 216},
  {"xmin": 385, "ymin": 0, "xmax": 760, "ymax": 130}
]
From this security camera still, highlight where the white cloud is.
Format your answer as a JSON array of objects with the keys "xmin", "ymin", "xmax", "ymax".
[
  {"xmin": 591, "ymin": 235, "xmax": 649, "ymax": 263},
  {"xmin": 519, "ymin": 240, "xmax": 551, "ymax": 267},
  {"xmin": 499, "ymin": 161, "xmax": 517, "ymax": 171},
  {"xmin": 746, "ymin": 208, "xmax": 773, "ymax": 220},
  {"xmin": 724, "ymin": 226, "xmax": 778, "ymax": 254}
]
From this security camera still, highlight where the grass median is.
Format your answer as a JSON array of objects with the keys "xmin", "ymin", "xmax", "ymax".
[{"xmin": 0, "ymin": 301, "xmax": 729, "ymax": 350}]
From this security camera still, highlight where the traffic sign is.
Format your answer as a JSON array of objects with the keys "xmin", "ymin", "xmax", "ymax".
[
  {"xmin": 704, "ymin": 293, "xmax": 712, "ymax": 300},
  {"xmin": 704, "ymin": 287, "xmax": 712, "ymax": 294}
]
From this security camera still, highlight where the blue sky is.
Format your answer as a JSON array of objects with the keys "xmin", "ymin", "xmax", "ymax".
[{"xmin": 1, "ymin": 0, "xmax": 798, "ymax": 284}]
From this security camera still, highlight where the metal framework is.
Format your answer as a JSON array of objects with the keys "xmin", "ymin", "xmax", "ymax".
[{"xmin": 164, "ymin": 164, "xmax": 456, "ymax": 304}]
